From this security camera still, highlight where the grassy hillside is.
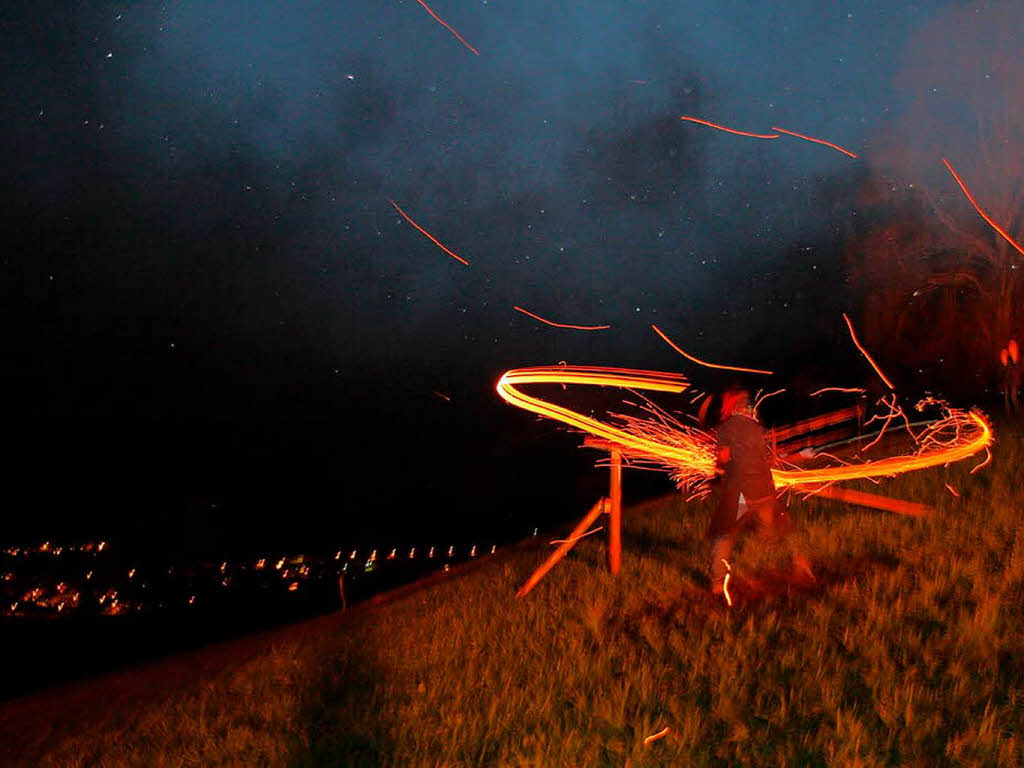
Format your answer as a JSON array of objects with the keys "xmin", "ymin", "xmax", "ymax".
[{"xmin": 10, "ymin": 424, "xmax": 1024, "ymax": 766}]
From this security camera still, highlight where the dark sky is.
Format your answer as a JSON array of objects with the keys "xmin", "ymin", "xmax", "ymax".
[{"xmin": 0, "ymin": 1, "xmax": 1003, "ymax": 552}]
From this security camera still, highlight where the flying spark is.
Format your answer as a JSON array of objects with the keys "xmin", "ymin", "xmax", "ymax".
[
  {"xmin": 644, "ymin": 727, "xmax": 670, "ymax": 744},
  {"xmin": 387, "ymin": 198, "xmax": 470, "ymax": 266},
  {"xmin": 651, "ymin": 324, "xmax": 773, "ymax": 375},
  {"xmin": 810, "ymin": 386, "xmax": 866, "ymax": 396},
  {"xmin": 513, "ymin": 305, "xmax": 610, "ymax": 331},
  {"xmin": 771, "ymin": 125, "xmax": 858, "ymax": 158},
  {"xmin": 941, "ymin": 158, "xmax": 1024, "ymax": 259},
  {"xmin": 679, "ymin": 116, "xmax": 778, "ymax": 140},
  {"xmin": 413, "ymin": 0, "xmax": 480, "ymax": 56},
  {"xmin": 843, "ymin": 313, "xmax": 894, "ymax": 390}
]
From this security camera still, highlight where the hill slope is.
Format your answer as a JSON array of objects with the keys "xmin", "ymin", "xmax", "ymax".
[{"xmin": 4, "ymin": 428, "xmax": 1023, "ymax": 766}]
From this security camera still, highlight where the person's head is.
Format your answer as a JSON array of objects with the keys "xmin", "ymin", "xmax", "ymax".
[{"xmin": 719, "ymin": 386, "xmax": 749, "ymax": 420}]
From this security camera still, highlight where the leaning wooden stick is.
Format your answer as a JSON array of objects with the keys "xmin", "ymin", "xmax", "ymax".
[
  {"xmin": 608, "ymin": 450, "xmax": 622, "ymax": 575},
  {"xmin": 806, "ymin": 485, "xmax": 931, "ymax": 517},
  {"xmin": 517, "ymin": 498, "xmax": 608, "ymax": 598}
]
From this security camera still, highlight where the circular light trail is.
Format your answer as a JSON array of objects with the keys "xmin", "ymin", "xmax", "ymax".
[{"xmin": 496, "ymin": 365, "xmax": 993, "ymax": 489}]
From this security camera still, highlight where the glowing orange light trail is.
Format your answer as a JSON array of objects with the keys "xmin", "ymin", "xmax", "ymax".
[
  {"xmin": 771, "ymin": 126, "xmax": 858, "ymax": 158},
  {"xmin": 679, "ymin": 116, "xmax": 779, "ymax": 140},
  {"xmin": 644, "ymin": 727, "xmax": 671, "ymax": 745},
  {"xmin": 651, "ymin": 324, "xmax": 773, "ymax": 375},
  {"xmin": 412, "ymin": 0, "xmax": 480, "ymax": 55},
  {"xmin": 970, "ymin": 447, "xmax": 992, "ymax": 474},
  {"xmin": 843, "ymin": 313, "xmax": 894, "ymax": 390},
  {"xmin": 387, "ymin": 198, "xmax": 470, "ymax": 266},
  {"xmin": 496, "ymin": 365, "xmax": 992, "ymax": 490},
  {"xmin": 810, "ymin": 386, "xmax": 866, "ymax": 396},
  {"xmin": 513, "ymin": 305, "xmax": 610, "ymax": 331},
  {"xmin": 942, "ymin": 158, "xmax": 1024, "ymax": 259},
  {"xmin": 945, "ymin": 483, "xmax": 960, "ymax": 497}
]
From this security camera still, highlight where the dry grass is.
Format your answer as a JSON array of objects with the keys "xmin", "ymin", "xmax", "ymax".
[{"xmin": 16, "ymin": 425, "xmax": 1024, "ymax": 766}]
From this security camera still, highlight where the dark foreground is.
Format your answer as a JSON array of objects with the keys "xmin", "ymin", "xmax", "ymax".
[{"xmin": 2, "ymin": 430, "xmax": 1022, "ymax": 765}]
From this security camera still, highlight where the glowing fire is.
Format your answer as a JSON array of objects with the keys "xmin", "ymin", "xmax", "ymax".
[{"xmin": 496, "ymin": 365, "xmax": 993, "ymax": 493}]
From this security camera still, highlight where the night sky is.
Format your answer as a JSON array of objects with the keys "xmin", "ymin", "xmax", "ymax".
[{"xmin": 1, "ymin": 1, "xmax": 1012, "ymax": 554}]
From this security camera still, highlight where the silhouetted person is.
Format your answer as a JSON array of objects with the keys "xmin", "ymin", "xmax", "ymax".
[{"xmin": 709, "ymin": 387, "xmax": 812, "ymax": 597}]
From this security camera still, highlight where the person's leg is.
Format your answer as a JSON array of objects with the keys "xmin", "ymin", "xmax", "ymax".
[{"xmin": 756, "ymin": 497, "xmax": 815, "ymax": 582}]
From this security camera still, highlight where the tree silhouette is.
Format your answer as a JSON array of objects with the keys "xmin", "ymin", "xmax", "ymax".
[{"xmin": 847, "ymin": 2, "xmax": 1024, "ymax": 395}]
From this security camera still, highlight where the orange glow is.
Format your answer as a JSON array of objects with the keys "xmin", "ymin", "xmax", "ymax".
[
  {"xmin": 651, "ymin": 324, "xmax": 773, "ymax": 375},
  {"xmin": 1011, "ymin": 339, "xmax": 1020, "ymax": 364},
  {"xmin": 771, "ymin": 126, "xmax": 858, "ymax": 158},
  {"xmin": 810, "ymin": 386, "xmax": 866, "ymax": 396},
  {"xmin": 722, "ymin": 560, "xmax": 733, "ymax": 607},
  {"xmin": 387, "ymin": 198, "xmax": 470, "ymax": 266},
  {"xmin": 843, "ymin": 313, "xmax": 894, "ymax": 390},
  {"xmin": 412, "ymin": 0, "xmax": 480, "ymax": 55},
  {"xmin": 679, "ymin": 116, "xmax": 778, "ymax": 140},
  {"xmin": 945, "ymin": 483, "xmax": 960, "ymax": 497},
  {"xmin": 513, "ymin": 305, "xmax": 610, "ymax": 331},
  {"xmin": 942, "ymin": 158, "xmax": 1024, "ymax": 259},
  {"xmin": 775, "ymin": 410, "xmax": 991, "ymax": 487},
  {"xmin": 497, "ymin": 365, "xmax": 992, "ymax": 491},
  {"xmin": 644, "ymin": 727, "xmax": 670, "ymax": 744}
]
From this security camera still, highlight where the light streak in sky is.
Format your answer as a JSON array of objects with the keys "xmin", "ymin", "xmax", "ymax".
[
  {"xmin": 412, "ymin": 0, "xmax": 480, "ymax": 56},
  {"xmin": 387, "ymin": 198, "xmax": 470, "ymax": 266},
  {"xmin": 810, "ymin": 386, "xmax": 866, "ymax": 396},
  {"xmin": 496, "ymin": 365, "xmax": 993, "ymax": 492},
  {"xmin": 941, "ymin": 158, "xmax": 1024, "ymax": 258},
  {"xmin": 754, "ymin": 388, "xmax": 786, "ymax": 411},
  {"xmin": 679, "ymin": 116, "xmax": 779, "ymax": 140},
  {"xmin": 945, "ymin": 483, "xmax": 960, "ymax": 497},
  {"xmin": 771, "ymin": 126, "xmax": 858, "ymax": 158},
  {"xmin": 513, "ymin": 305, "xmax": 610, "ymax": 331},
  {"xmin": 843, "ymin": 313, "xmax": 894, "ymax": 390},
  {"xmin": 651, "ymin": 324, "xmax": 773, "ymax": 375}
]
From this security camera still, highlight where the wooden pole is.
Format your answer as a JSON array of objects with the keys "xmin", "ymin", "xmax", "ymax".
[
  {"xmin": 608, "ymin": 449, "xmax": 622, "ymax": 575},
  {"xmin": 516, "ymin": 498, "xmax": 607, "ymax": 598},
  {"xmin": 805, "ymin": 485, "xmax": 931, "ymax": 517}
]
